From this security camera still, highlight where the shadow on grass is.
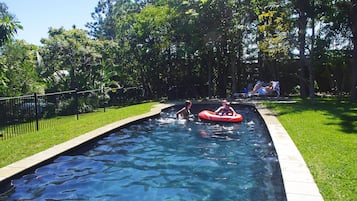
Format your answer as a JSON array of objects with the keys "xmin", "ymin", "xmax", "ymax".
[{"xmin": 265, "ymin": 98, "xmax": 357, "ymax": 134}]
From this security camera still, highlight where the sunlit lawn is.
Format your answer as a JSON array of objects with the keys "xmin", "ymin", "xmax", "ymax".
[
  {"xmin": 265, "ymin": 98, "xmax": 357, "ymax": 201},
  {"xmin": 0, "ymin": 102, "xmax": 158, "ymax": 168}
]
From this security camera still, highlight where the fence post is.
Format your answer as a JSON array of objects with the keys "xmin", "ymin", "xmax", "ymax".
[
  {"xmin": 102, "ymin": 87, "xmax": 106, "ymax": 112},
  {"xmin": 75, "ymin": 88, "xmax": 79, "ymax": 120},
  {"xmin": 34, "ymin": 93, "xmax": 39, "ymax": 131}
]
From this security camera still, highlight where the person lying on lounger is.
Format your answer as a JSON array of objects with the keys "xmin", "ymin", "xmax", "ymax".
[{"xmin": 249, "ymin": 81, "xmax": 274, "ymax": 96}]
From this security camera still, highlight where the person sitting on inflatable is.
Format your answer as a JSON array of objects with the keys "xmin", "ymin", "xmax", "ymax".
[{"xmin": 214, "ymin": 100, "xmax": 236, "ymax": 116}]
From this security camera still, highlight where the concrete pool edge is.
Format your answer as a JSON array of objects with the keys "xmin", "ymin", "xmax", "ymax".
[
  {"xmin": 0, "ymin": 103, "xmax": 174, "ymax": 186},
  {"xmin": 256, "ymin": 104, "xmax": 324, "ymax": 201},
  {"xmin": 0, "ymin": 102, "xmax": 324, "ymax": 201}
]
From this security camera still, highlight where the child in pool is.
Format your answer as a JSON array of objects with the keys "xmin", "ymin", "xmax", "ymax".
[
  {"xmin": 176, "ymin": 100, "xmax": 192, "ymax": 119},
  {"xmin": 214, "ymin": 100, "xmax": 236, "ymax": 116}
]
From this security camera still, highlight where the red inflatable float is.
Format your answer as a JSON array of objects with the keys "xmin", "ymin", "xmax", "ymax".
[{"xmin": 198, "ymin": 110, "xmax": 243, "ymax": 123}]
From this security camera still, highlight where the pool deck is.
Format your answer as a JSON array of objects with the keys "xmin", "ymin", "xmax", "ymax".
[{"xmin": 0, "ymin": 102, "xmax": 324, "ymax": 201}]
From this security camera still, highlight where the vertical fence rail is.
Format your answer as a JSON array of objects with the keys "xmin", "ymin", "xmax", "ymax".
[
  {"xmin": 74, "ymin": 89, "xmax": 79, "ymax": 120},
  {"xmin": 0, "ymin": 95, "xmax": 37, "ymax": 139},
  {"xmin": 34, "ymin": 93, "xmax": 39, "ymax": 131},
  {"xmin": 0, "ymin": 87, "xmax": 144, "ymax": 140}
]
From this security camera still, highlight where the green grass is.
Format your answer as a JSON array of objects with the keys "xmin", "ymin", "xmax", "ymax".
[
  {"xmin": 0, "ymin": 102, "xmax": 158, "ymax": 168},
  {"xmin": 264, "ymin": 98, "xmax": 357, "ymax": 201}
]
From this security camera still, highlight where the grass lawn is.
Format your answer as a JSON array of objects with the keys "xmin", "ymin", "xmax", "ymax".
[
  {"xmin": 0, "ymin": 102, "xmax": 158, "ymax": 168},
  {"xmin": 265, "ymin": 98, "xmax": 357, "ymax": 201}
]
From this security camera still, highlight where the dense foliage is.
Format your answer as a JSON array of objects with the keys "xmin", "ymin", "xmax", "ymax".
[{"xmin": 0, "ymin": 0, "xmax": 356, "ymax": 102}]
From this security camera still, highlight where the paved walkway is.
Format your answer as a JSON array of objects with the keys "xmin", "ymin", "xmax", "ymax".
[{"xmin": 0, "ymin": 102, "xmax": 324, "ymax": 201}]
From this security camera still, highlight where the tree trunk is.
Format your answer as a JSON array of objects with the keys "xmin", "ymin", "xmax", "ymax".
[
  {"xmin": 351, "ymin": 0, "xmax": 357, "ymax": 103},
  {"xmin": 231, "ymin": 53, "xmax": 238, "ymax": 94},
  {"xmin": 308, "ymin": 9, "xmax": 315, "ymax": 104},
  {"xmin": 298, "ymin": 11, "xmax": 308, "ymax": 98}
]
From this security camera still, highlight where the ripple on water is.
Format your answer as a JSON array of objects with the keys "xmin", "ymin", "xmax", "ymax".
[{"xmin": 5, "ymin": 107, "xmax": 286, "ymax": 201}]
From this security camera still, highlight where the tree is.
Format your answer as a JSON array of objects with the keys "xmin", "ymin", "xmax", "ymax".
[
  {"xmin": 40, "ymin": 28, "xmax": 103, "ymax": 92},
  {"xmin": 0, "ymin": 2, "xmax": 24, "ymax": 96},
  {"xmin": 309, "ymin": 0, "xmax": 355, "ymax": 102},
  {"xmin": 189, "ymin": 0, "xmax": 249, "ymax": 97},
  {"xmin": 250, "ymin": 0, "xmax": 294, "ymax": 85},
  {"xmin": 351, "ymin": 0, "xmax": 357, "ymax": 102},
  {"xmin": 85, "ymin": 0, "xmax": 355, "ymax": 99},
  {"xmin": 127, "ymin": 4, "xmax": 177, "ymax": 97},
  {"xmin": 0, "ymin": 2, "xmax": 22, "ymax": 47},
  {"xmin": 86, "ymin": 0, "xmax": 141, "ymax": 40},
  {"xmin": 293, "ymin": 0, "xmax": 310, "ymax": 98},
  {"xmin": 294, "ymin": 0, "xmax": 316, "ymax": 102},
  {"xmin": 0, "ymin": 40, "xmax": 41, "ymax": 96}
]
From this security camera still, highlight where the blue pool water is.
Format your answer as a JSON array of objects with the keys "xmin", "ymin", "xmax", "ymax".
[{"xmin": 3, "ymin": 104, "xmax": 286, "ymax": 201}]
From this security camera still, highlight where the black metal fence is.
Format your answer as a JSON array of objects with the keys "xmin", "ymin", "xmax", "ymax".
[{"xmin": 0, "ymin": 87, "xmax": 144, "ymax": 139}]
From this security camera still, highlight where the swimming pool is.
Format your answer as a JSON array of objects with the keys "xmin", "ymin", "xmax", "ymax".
[{"xmin": 3, "ymin": 104, "xmax": 286, "ymax": 200}]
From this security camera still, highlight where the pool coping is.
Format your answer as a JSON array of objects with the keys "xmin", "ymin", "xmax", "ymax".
[
  {"xmin": 255, "ymin": 104, "xmax": 324, "ymax": 201},
  {"xmin": 0, "ymin": 102, "xmax": 324, "ymax": 201}
]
